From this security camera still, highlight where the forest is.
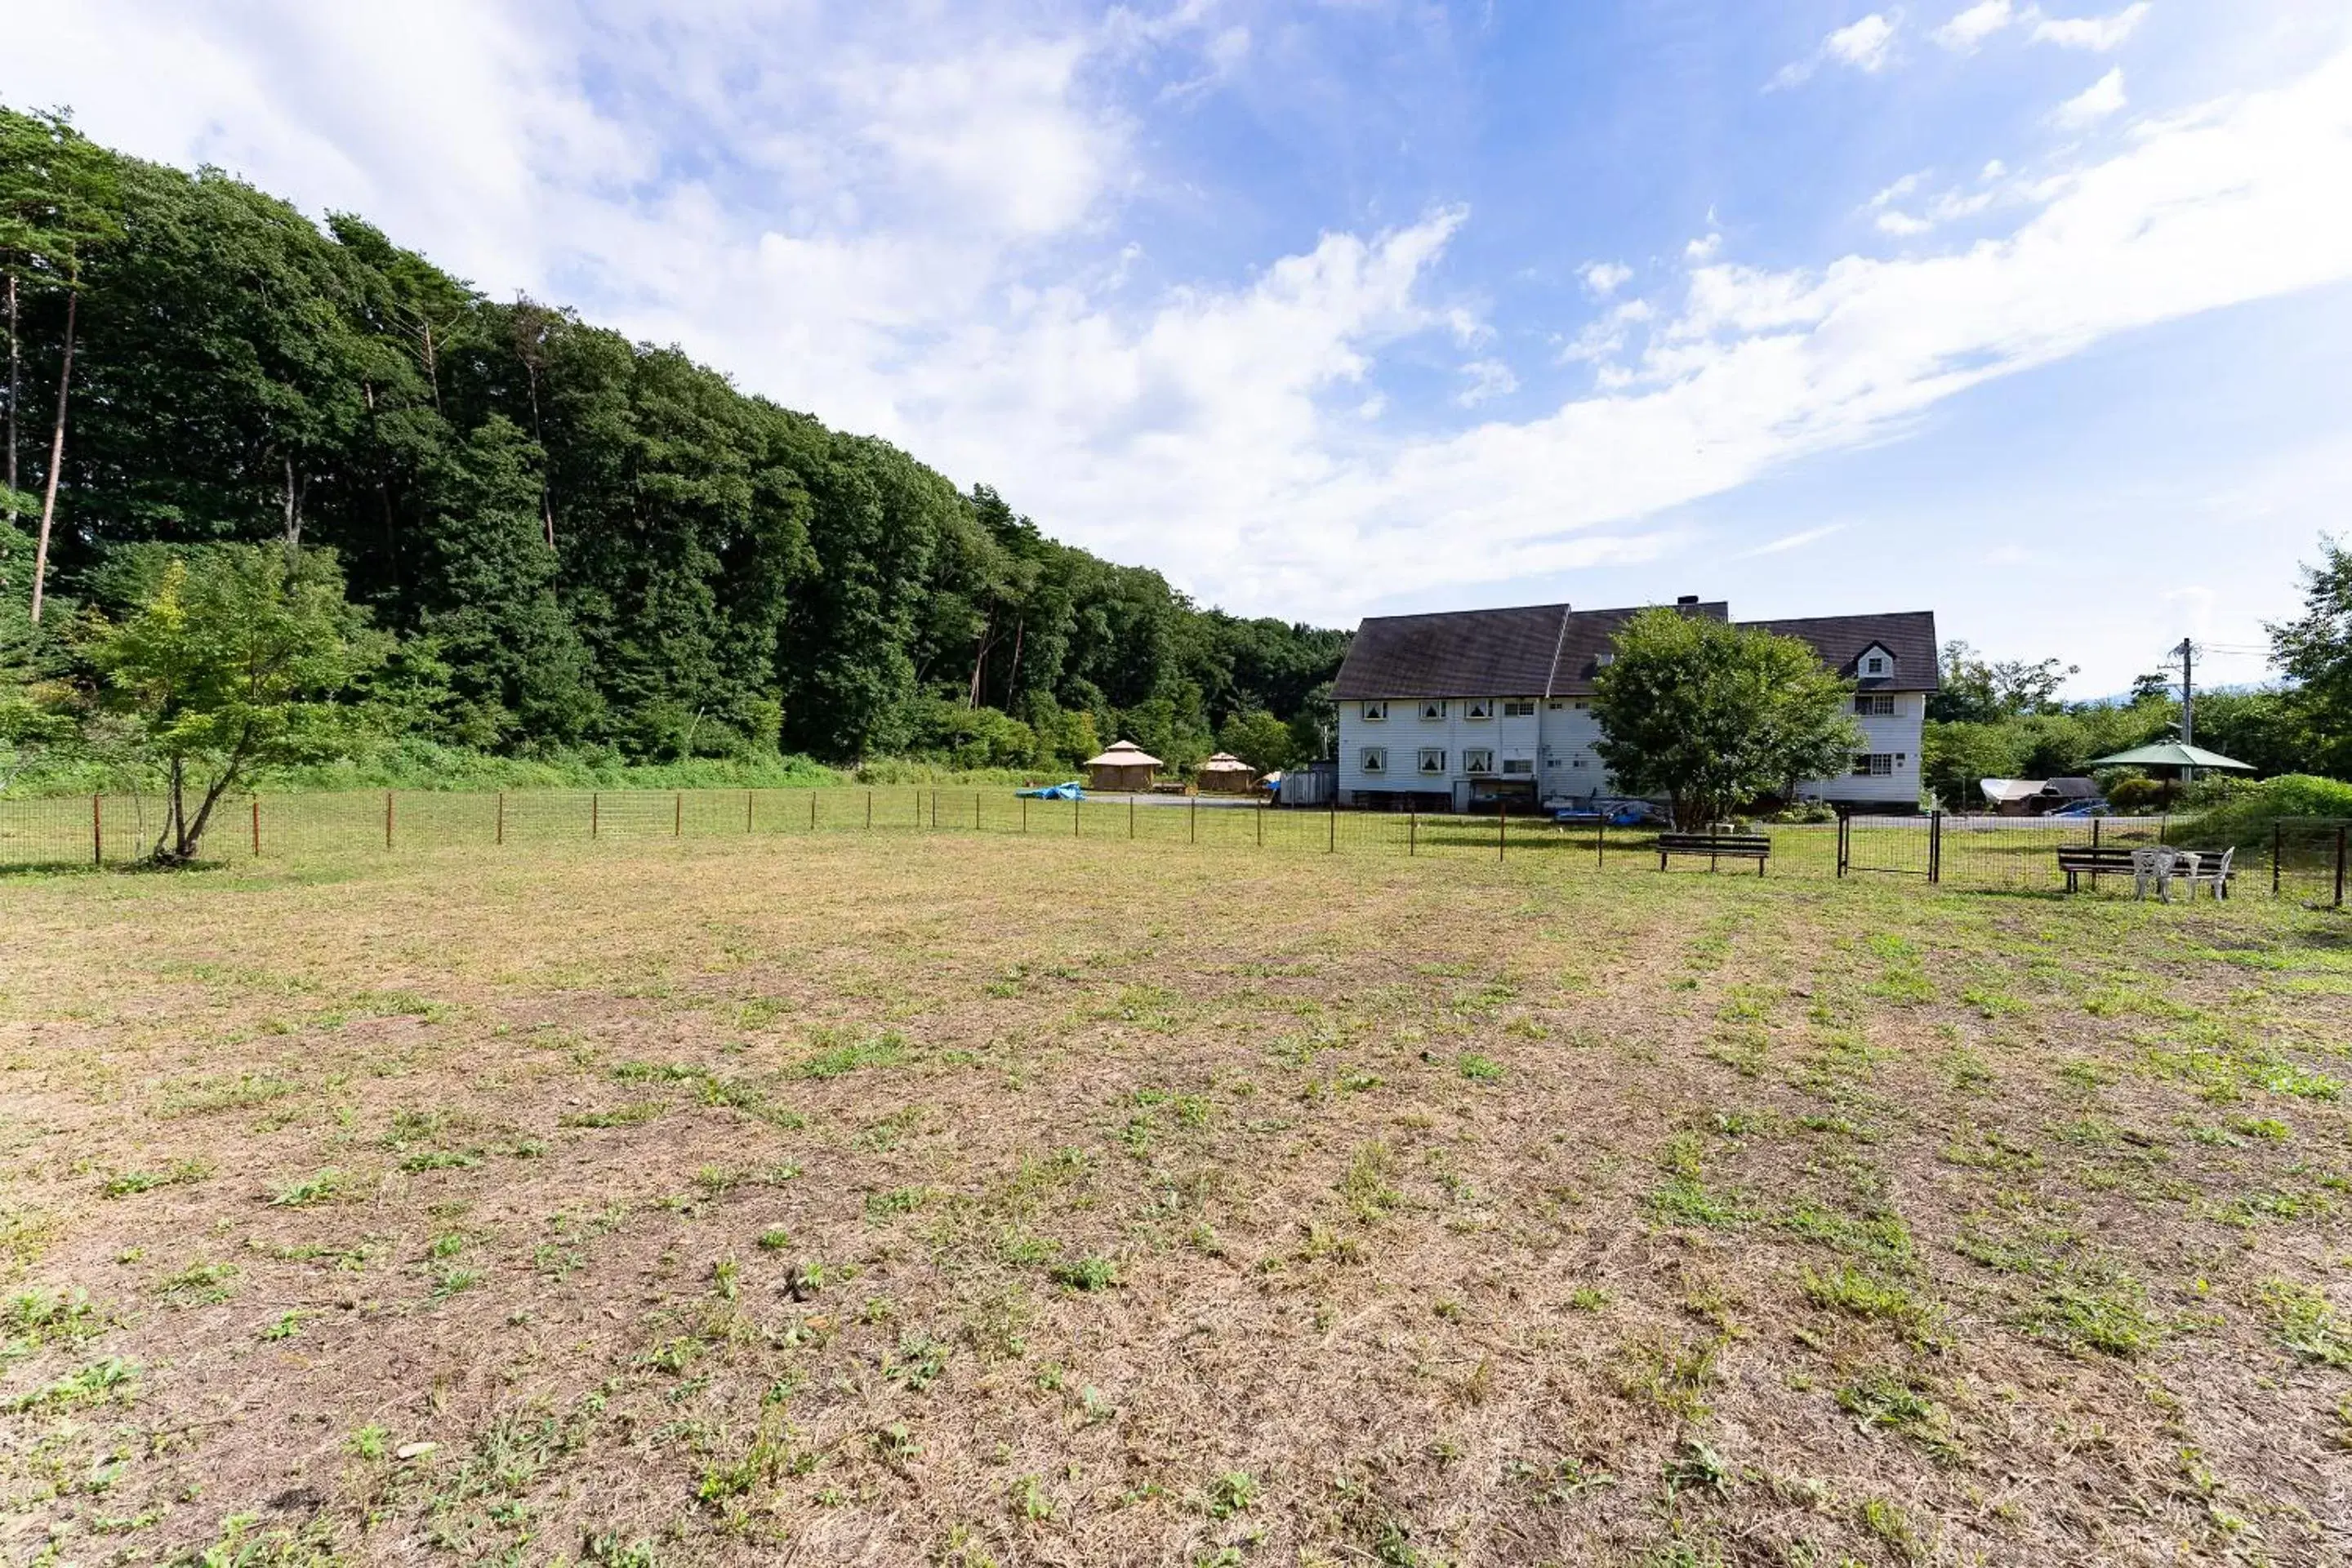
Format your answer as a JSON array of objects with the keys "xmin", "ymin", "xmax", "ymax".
[{"xmin": 0, "ymin": 108, "xmax": 1346, "ymax": 787}]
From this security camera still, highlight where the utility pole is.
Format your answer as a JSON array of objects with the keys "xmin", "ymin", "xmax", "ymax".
[{"xmin": 2173, "ymin": 637, "xmax": 2195, "ymax": 786}]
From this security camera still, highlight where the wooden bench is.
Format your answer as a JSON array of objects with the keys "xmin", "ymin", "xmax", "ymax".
[
  {"xmin": 1656, "ymin": 831, "xmax": 1771, "ymax": 875},
  {"xmin": 2056, "ymin": 844, "xmax": 2141, "ymax": 892},
  {"xmin": 2057, "ymin": 844, "xmax": 2233, "ymax": 897}
]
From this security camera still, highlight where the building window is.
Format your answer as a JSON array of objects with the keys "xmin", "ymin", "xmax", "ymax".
[
  {"xmin": 1361, "ymin": 747, "xmax": 1387, "ymax": 775},
  {"xmin": 1419, "ymin": 699, "xmax": 1446, "ymax": 721},
  {"xmin": 1547, "ymin": 700, "xmax": 1565, "ymax": 710},
  {"xmin": 1419, "ymin": 748, "xmax": 1446, "ymax": 774},
  {"xmin": 1854, "ymin": 693, "xmax": 1895, "ymax": 716},
  {"xmin": 1463, "ymin": 748, "xmax": 1495, "ymax": 774},
  {"xmin": 1465, "ymin": 698, "xmax": 1492, "ymax": 719},
  {"xmin": 1864, "ymin": 654, "xmax": 1888, "ymax": 676},
  {"xmin": 1595, "ymin": 653, "xmax": 1615, "ymax": 668},
  {"xmin": 1571, "ymin": 758, "xmax": 1587, "ymax": 768},
  {"xmin": 1503, "ymin": 700, "xmax": 1535, "ymax": 717},
  {"xmin": 1361, "ymin": 700, "xmax": 1388, "ymax": 722},
  {"xmin": 1502, "ymin": 758, "xmax": 1533, "ymax": 775},
  {"xmin": 1851, "ymin": 753, "xmax": 1895, "ymax": 777}
]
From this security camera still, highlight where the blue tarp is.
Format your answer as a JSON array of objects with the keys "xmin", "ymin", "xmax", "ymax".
[{"xmin": 1018, "ymin": 782, "xmax": 1085, "ymax": 800}]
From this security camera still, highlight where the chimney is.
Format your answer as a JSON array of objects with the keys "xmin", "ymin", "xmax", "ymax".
[{"xmin": 1675, "ymin": 595, "xmax": 1699, "ymax": 607}]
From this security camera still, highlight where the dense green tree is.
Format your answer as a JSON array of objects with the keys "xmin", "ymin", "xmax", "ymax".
[
  {"xmin": 1218, "ymin": 709, "xmax": 1295, "ymax": 775},
  {"xmin": 1592, "ymin": 609, "xmax": 1863, "ymax": 828},
  {"xmin": 82, "ymin": 546, "xmax": 385, "ymax": 861},
  {"xmin": 0, "ymin": 105, "xmax": 1348, "ymax": 769},
  {"xmin": 1927, "ymin": 641, "xmax": 2078, "ymax": 723},
  {"xmin": 2269, "ymin": 537, "xmax": 2352, "ymax": 777}
]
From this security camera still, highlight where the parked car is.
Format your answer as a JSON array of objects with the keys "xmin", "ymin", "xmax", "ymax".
[{"xmin": 2047, "ymin": 800, "xmax": 2109, "ymax": 818}]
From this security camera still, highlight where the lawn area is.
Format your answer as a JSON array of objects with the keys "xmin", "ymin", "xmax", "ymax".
[{"xmin": 3, "ymin": 835, "xmax": 2350, "ymax": 1566}]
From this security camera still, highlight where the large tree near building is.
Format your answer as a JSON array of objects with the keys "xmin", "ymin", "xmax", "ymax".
[
  {"xmin": 84, "ymin": 546, "xmax": 383, "ymax": 862},
  {"xmin": 1592, "ymin": 608, "xmax": 1864, "ymax": 828},
  {"xmin": 2269, "ymin": 537, "xmax": 2352, "ymax": 778}
]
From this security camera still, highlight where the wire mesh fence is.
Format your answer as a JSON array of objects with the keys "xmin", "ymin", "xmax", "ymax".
[{"xmin": 1, "ymin": 787, "xmax": 2345, "ymax": 906}]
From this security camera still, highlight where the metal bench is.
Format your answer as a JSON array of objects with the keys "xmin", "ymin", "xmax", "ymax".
[{"xmin": 1656, "ymin": 831, "xmax": 1771, "ymax": 875}]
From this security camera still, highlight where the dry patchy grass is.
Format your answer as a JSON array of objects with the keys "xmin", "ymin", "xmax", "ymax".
[{"xmin": 2, "ymin": 835, "xmax": 2351, "ymax": 1566}]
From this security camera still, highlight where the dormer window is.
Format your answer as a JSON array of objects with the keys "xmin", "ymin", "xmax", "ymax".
[
  {"xmin": 1858, "ymin": 644, "xmax": 1894, "ymax": 679},
  {"xmin": 1595, "ymin": 653, "xmax": 1616, "ymax": 669},
  {"xmin": 1465, "ymin": 699, "xmax": 1492, "ymax": 720},
  {"xmin": 1361, "ymin": 701, "xmax": 1388, "ymax": 722},
  {"xmin": 1419, "ymin": 699, "xmax": 1446, "ymax": 721}
]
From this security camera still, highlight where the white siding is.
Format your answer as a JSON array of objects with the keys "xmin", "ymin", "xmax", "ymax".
[
  {"xmin": 1346, "ymin": 690, "xmax": 1930, "ymax": 810},
  {"xmin": 1798, "ymin": 693, "xmax": 1925, "ymax": 807}
]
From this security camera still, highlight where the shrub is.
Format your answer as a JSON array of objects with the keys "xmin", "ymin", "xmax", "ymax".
[
  {"xmin": 2105, "ymin": 776, "xmax": 2175, "ymax": 814},
  {"xmin": 2178, "ymin": 774, "xmax": 2352, "ymax": 852}
]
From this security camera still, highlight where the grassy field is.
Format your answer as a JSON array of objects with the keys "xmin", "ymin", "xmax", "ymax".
[{"xmin": 3, "ymin": 835, "xmax": 2350, "ymax": 1566}]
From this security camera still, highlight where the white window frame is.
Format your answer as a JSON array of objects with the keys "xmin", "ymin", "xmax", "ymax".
[
  {"xmin": 1854, "ymin": 693, "xmax": 1896, "ymax": 716},
  {"xmin": 1419, "ymin": 699, "xmax": 1447, "ymax": 721},
  {"xmin": 1465, "ymin": 698, "xmax": 1493, "ymax": 720},
  {"xmin": 1418, "ymin": 748, "xmax": 1446, "ymax": 775},
  {"xmin": 1501, "ymin": 758, "xmax": 1534, "ymax": 775},
  {"xmin": 1851, "ymin": 752, "xmax": 1895, "ymax": 777},
  {"xmin": 1463, "ymin": 747, "xmax": 1496, "ymax": 775},
  {"xmin": 1502, "ymin": 700, "xmax": 1535, "ymax": 717},
  {"xmin": 1361, "ymin": 700, "xmax": 1388, "ymax": 722},
  {"xmin": 1361, "ymin": 746, "xmax": 1387, "ymax": 775},
  {"xmin": 1862, "ymin": 651, "xmax": 1890, "ymax": 677}
]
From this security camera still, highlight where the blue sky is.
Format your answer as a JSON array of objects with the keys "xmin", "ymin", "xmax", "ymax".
[{"xmin": 9, "ymin": 1, "xmax": 2351, "ymax": 695}]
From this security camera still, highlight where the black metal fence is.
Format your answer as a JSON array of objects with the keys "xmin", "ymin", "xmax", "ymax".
[{"xmin": 0, "ymin": 789, "xmax": 2344, "ymax": 906}]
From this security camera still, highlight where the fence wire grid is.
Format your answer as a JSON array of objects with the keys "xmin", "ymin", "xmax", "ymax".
[{"xmin": 1, "ymin": 788, "xmax": 2345, "ymax": 907}]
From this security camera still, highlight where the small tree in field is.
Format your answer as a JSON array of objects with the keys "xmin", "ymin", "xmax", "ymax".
[
  {"xmin": 1219, "ymin": 709, "xmax": 1295, "ymax": 776},
  {"xmin": 86, "ymin": 546, "xmax": 383, "ymax": 863},
  {"xmin": 1592, "ymin": 608, "xmax": 1862, "ymax": 829}
]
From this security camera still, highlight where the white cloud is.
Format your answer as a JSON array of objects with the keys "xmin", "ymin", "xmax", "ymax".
[
  {"xmin": 1933, "ymin": 0, "xmax": 2015, "ymax": 51},
  {"xmin": 1581, "ymin": 261, "xmax": 1633, "ymax": 296},
  {"xmin": 1736, "ymin": 524, "xmax": 1845, "ymax": 558},
  {"xmin": 1455, "ymin": 359, "xmax": 1519, "ymax": 407},
  {"xmin": 2052, "ymin": 66, "xmax": 2128, "ymax": 127},
  {"xmin": 1933, "ymin": 2, "xmax": 2149, "ymax": 55},
  {"xmin": 1773, "ymin": 11, "xmax": 1901, "ymax": 87},
  {"xmin": 2031, "ymin": 3, "xmax": 2150, "ymax": 51},
  {"xmin": 1827, "ymin": 12, "xmax": 1902, "ymax": 70},
  {"xmin": 3, "ymin": 4, "xmax": 2350, "ymax": 624}
]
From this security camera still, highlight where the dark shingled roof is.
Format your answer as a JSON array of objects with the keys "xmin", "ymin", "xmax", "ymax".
[
  {"xmin": 1330, "ymin": 603, "xmax": 1575, "ymax": 701},
  {"xmin": 1735, "ymin": 612, "xmax": 1940, "ymax": 692},
  {"xmin": 1331, "ymin": 602, "xmax": 1938, "ymax": 698},
  {"xmin": 1332, "ymin": 601, "xmax": 1731, "ymax": 700}
]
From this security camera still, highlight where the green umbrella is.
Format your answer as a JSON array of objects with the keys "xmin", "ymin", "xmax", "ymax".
[{"xmin": 2085, "ymin": 742, "xmax": 2254, "ymax": 771}]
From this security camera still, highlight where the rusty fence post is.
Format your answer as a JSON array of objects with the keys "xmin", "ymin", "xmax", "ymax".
[
  {"xmin": 497, "ymin": 791, "xmax": 506, "ymax": 845},
  {"xmin": 2273, "ymin": 820, "xmax": 2283, "ymax": 897},
  {"xmin": 675, "ymin": 791, "xmax": 683, "ymax": 837},
  {"xmin": 385, "ymin": 791, "xmax": 394, "ymax": 850},
  {"xmin": 975, "ymin": 791, "xmax": 982, "ymax": 833},
  {"xmin": 92, "ymin": 793, "xmax": 103, "ymax": 867},
  {"xmin": 591, "ymin": 791, "xmax": 599, "ymax": 840},
  {"xmin": 1190, "ymin": 793, "xmax": 1197, "ymax": 844},
  {"xmin": 252, "ymin": 798, "xmax": 261, "ymax": 858},
  {"xmin": 1327, "ymin": 795, "xmax": 1336, "ymax": 853}
]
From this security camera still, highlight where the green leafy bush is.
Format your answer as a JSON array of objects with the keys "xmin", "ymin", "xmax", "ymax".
[{"xmin": 2178, "ymin": 774, "xmax": 2352, "ymax": 852}]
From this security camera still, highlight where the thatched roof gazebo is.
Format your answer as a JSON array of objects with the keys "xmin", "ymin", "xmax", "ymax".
[
  {"xmin": 1195, "ymin": 752, "xmax": 1257, "ymax": 795},
  {"xmin": 1084, "ymin": 740, "xmax": 1162, "ymax": 793}
]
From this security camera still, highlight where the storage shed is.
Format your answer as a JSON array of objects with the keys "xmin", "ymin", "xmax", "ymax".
[
  {"xmin": 1195, "ymin": 752, "xmax": 1257, "ymax": 795},
  {"xmin": 1084, "ymin": 741, "xmax": 1162, "ymax": 793}
]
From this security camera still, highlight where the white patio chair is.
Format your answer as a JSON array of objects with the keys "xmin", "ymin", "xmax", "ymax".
[
  {"xmin": 2181, "ymin": 845, "xmax": 2234, "ymax": 900},
  {"xmin": 2129, "ymin": 847, "xmax": 2175, "ymax": 902}
]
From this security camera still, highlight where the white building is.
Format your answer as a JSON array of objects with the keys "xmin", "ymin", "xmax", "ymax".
[{"xmin": 1329, "ymin": 598, "xmax": 1937, "ymax": 813}]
